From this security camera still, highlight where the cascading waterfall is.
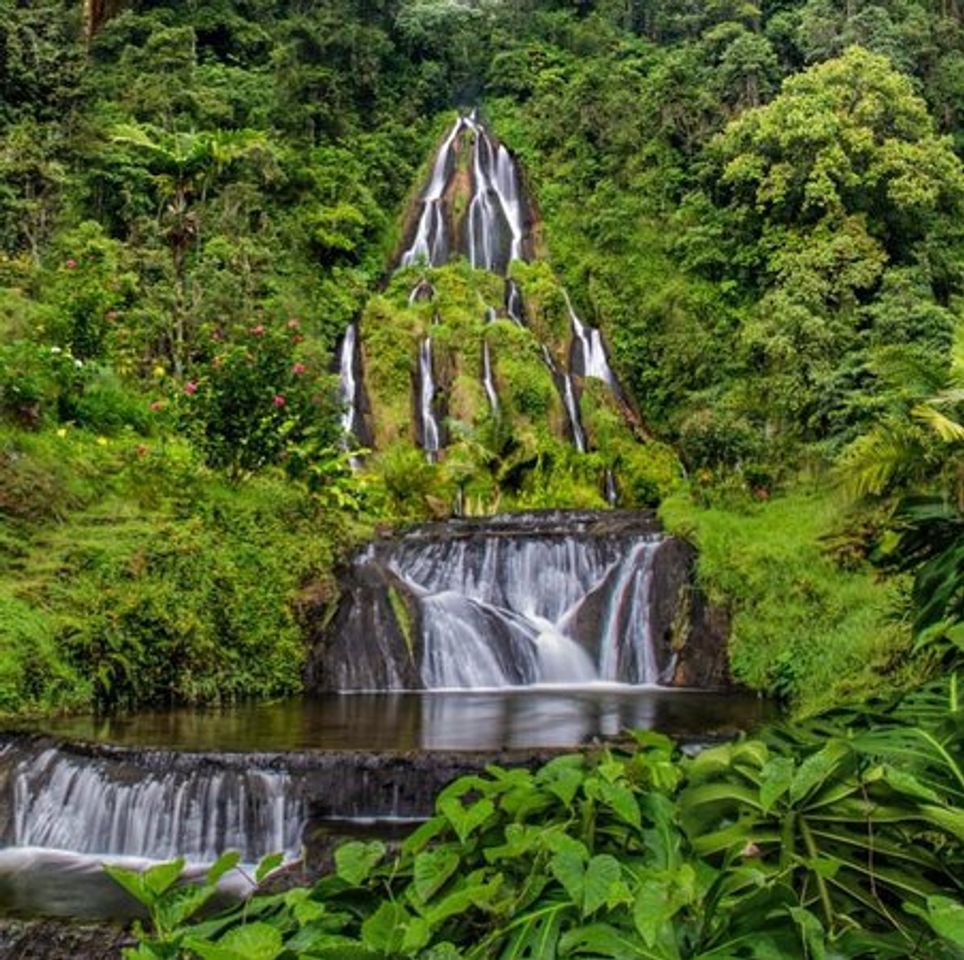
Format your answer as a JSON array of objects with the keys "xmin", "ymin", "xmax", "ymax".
[
  {"xmin": 318, "ymin": 514, "xmax": 674, "ymax": 691},
  {"xmin": 386, "ymin": 525, "xmax": 662, "ymax": 686},
  {"xmin": 338, "ymin": 322, "xmax": 360, "ymax": 444},
  {"xmin": 463, "ymin": 115, "xmax": 526, "ymax": 275},
  {"xmin": 391, "ymin": 112, "xmax": 625, "ymax": 458},
  {"xmin": 566, "ymin": 292, "xmax": 617, "ymax": 387},
  {"xmin": 4, "ymin": 746, "xmax": 303, "ymax": 862},
  {"xmin": 419, "ymin": 337, "xmax": 441, "ymax": 460},
  {"xmin": 400, "ymin": 116, "xmax": 463, "ymax": 268}
]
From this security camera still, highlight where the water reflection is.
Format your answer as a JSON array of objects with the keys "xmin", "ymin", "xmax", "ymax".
[{"xmin": 29, "ymin": 689, "xmax": 772, "ymax": 753}]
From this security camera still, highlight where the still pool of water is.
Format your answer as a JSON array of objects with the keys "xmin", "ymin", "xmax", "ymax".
[{"xmin": 26, "ymin": 687, "xmax": 773, "ymax": 752}]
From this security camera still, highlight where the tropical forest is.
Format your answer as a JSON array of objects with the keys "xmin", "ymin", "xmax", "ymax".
[{"xmin": 0, "ymin": 0, "xmax": 963, "ymax": 956}]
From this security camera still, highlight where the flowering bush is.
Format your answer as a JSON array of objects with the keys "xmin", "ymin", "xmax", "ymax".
[{"xmin": 173, "ymin": 316, "xmax": 340, "ymax": 478}]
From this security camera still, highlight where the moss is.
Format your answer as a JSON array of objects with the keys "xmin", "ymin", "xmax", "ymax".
[
  {"xmin": 388, "ymin": 585, "xmax": 415, "ymax": 661},
  {"xmin": 359, "ymin": 261, "xmax": 674, "ymax": 519},
  {"xmin": 509, "ymin": 260, "xmax": 571, "ymax": 349}
]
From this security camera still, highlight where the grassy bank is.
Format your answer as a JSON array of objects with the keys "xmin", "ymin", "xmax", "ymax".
[
  {"xmin": 0, "ymin": 427, "xmax": 352, "ymax": 716},
  {"xmin": 661, "ymin": 485, "xmax": 916, "ymax": 714}
]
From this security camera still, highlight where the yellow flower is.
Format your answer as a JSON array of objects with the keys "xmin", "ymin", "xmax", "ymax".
[
  {"xmin": 96, "ymin": 436, "xmax": 108, "ymax": 446},
  {"xmin": 56, "ymin": 428, "xmax": 67, "ymax": 438},
  {"xmin": 152, "ymin": 365, "xmax": 166, "ymax": 378}
]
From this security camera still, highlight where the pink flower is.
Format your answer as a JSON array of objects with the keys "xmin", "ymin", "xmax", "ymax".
[
  {"xmin": 105, "ymin": 310, "xmax": 118, "ymax": 322},
  {"xmin": 149, "ymin": 400, "xmax": 164, "ymax": 412},
  {"xmin": 291, "ymin": 334, "xmax": 304, "ymax": 345},
  {"xmin": 272, "ymin": 394, "xmax": 286, "ymax": 408},
  {"xmin": 292, "ymin": 362, "xmax": 306, "ymax": 376},
  {"xmin": 287, "ymin": 318, "xmax": 300, "ymax": 330},
  {"xmin": 252, "ymin": 324, "xmax": 266, "ymax": 338},
  {"xmin": 65, "ymin": 258, "xmax": 77, "ymax": 270},
  {"xmin": 184, "ymin": 381, "xmax": 198, "ymax": 395}
]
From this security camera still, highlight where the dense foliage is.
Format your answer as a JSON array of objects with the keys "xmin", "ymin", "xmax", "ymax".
[
  {"xmin": 1, "ymin": 0, "xmax": 964, "ymax": 712},
  {"xmin": 115, "ymin": 679, "xmax": 963, "ymax": 958}
]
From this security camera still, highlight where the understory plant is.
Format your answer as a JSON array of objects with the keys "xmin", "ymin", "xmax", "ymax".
[{"xmin": 113, "ymin": 679, "xmax": 964, "ymax": 959}]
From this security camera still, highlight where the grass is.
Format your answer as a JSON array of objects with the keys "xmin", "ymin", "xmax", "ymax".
[
  {"xmin": 660, "ymin": 483, "xmax": 916, "ymax": 714},
  {"xmin": 0, "ymin": 426, "xmax": 348, "ymax": 716}
]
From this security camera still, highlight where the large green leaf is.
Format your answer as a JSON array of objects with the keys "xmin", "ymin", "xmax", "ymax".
[
  {"xmin": 414, "ymin": 848, "xmax": 461, "ymax": 903},
  {"xmin": 335, "ymin": 841, "xmax": 387, "ymax": 886}
]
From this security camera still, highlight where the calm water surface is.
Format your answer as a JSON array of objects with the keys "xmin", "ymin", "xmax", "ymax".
[{"xmin": 30, "ymin": 688, "xmax": 773, "ymax": 752}]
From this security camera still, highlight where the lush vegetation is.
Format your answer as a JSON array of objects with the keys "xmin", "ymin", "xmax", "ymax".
[
  {"xmin": 2, "ymin": 0, "xmax": 964, "ymax": 951},
  {"xmin": 0, "ymin": 0, "xmax": 963, "ymax": 713}
]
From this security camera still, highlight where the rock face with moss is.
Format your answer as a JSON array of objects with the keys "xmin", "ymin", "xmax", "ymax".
[
  {"xmin": 342, "ymin": 114, "xmax": 680, "ymax": 516},
  {"xmin": 306, "ymin": 511, "xmax": 730, "ymax": 691}
]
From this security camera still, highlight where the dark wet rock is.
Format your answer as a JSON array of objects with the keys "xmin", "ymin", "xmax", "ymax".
[
  {"xmin": 0, "ymin": 919, "xmax": 132, "ymax": 959},
  {"xmin": 648, "ymin": 538, "xmax": 731, "ymax": 688}
]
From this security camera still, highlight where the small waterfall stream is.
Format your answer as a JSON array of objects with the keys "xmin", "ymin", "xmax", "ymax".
[
  {"xmin": 482, "ymin": 340, "xmax": 499, "ymax": 413},
  {"xmin": 506, "ymin": 278, "xmax": 525, "ymax": 325},
  {"xmin": 419, "ymin": 337, "xmax": 441, "ymax": 460},
  {"xmin": 338, "ymin": 322, "xmax": 360, "ymax": 443},
  {"xmin": 566, "ymin": 291, "xmax": 617, "ymax": 387},
  {"xmin": 400, "ymin": 117, "xmax": 463, "ymax": 268}
]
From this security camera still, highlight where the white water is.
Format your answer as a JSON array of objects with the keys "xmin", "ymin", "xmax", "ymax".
[
  {"xmin": 338, "ymin": 322, "xmax": 359, "ymax": 444},
  {"xmin": 565, "ymin": 292, "xmax": 616, "ymax": 386},
  {"xmin": 419, "ymin": 337, "xmax": 441, "ymax": 459},
  {"xmin": 605, "ymin": 468, "xmax": 619, "ymax": 506},
  {"xmin": 386, "ymin": 532, "xmax": 662, "ymax": 688},
  {"xmin": 562, "ymin": 372, "xmax": 587, "ymax": 453},
  {"xmin": 8, "ymin": 747, "xmax": 303, "ymax": 861},
  {"xmin": 464, "ymin": 116, "xmax": 526, "ymax": 274},
  {"xmin": 401, "ymin": 117, "xmax": 463, "ymax": 268},
  {"xmin": 482, "ymin": 339, "xmax": 499, "ymax": 413}
]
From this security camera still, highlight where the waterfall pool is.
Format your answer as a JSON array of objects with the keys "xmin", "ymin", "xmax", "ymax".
[{"xmin": 16, "ymin": 688, "xmax": 770, "ymax": 752}]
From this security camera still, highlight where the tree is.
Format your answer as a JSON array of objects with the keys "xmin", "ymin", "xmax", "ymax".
[
  {"xmin": 703, "ymin": 47, "xmax": 964, "ymax": 445},
  {"xmin": 714, "ymin": 46, "xmax": 963, "ymax": 251},
  {"xmin": 110, "ymin": 124, "xmax": 276, "ymax": 372}
]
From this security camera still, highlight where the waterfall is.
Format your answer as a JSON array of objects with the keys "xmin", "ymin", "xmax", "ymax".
[
  {"xmin": 566, "ymin": 292, "xmax": 617, "ymax": 387},
  {"xmin": 594, "ymin": 541, "xmax": 658, "ymax": 681},
  {"xmin": 539, "ymin": 344, "xmax": 586, "ymax": 452},
  {"xmin": 604, "ymin": 468, "xmax": 619, "ymax": 507},
  {"xmin": 482, "ymin": 340, "xmax": 499, "ymax": 413},
  {"xmin": 482, "ymin": 306, "xmax": 499, "ymax": 413},
  {"xmin": 562, "ymin": 372, "xmax": 587, "ymax": 453},
  {"xmin": 465, "ymin": 120, "xmax": 525, "ymax": 276},
  {"xmin": 400, "ymin": 117, "xmax": 463, "ymax": 268},
  {"xmin": 419, "ymin": 338, "xmax": 441, "ymax": 459},
  {"xmin": 318, "ymin": 513, "xmax": 669, "ymax": 690},
  {"xmin": 386, "ymin": 525, "xmax": 663, "ymax": 687},
  {"xmin": 338, "ymin": 322, "xmax": 359, "ymax": 443},
  {"xmin": 505, "ymin": 279, "xmax": 525, "ymax": 326},
  {"xmin": 5, "ymin": 747, "xmax": 303, "ymax": 862}
]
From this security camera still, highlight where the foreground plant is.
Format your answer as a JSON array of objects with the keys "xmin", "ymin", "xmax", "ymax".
[{"xmin": 109, "ymin": 682, "xmax": 964, "ymax": 960}]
